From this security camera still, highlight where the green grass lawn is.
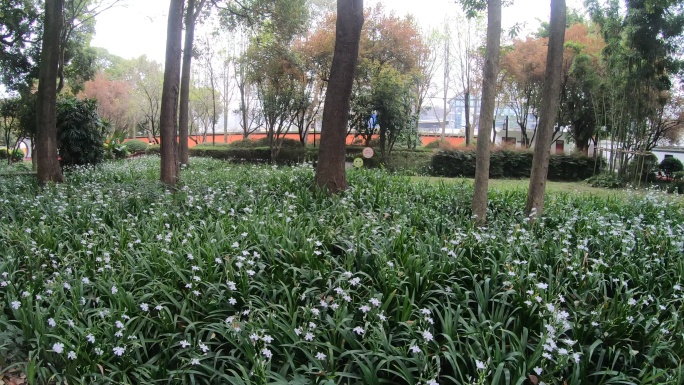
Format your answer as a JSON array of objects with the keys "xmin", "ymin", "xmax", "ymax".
[{"xmin": 412, "ymin": 175, "xmax": 682, "ymax": 200}]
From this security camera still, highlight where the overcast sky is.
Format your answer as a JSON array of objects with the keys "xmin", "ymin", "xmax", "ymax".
[{"xmin": 91, "ymin": 0, "xmax": 586, "ymax": 63}]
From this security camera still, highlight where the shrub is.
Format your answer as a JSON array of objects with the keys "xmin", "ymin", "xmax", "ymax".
[
  {"xmin": 146, "ymin": 144, "xmax": 160, "ymax": 155},
  {"xmin": 586, "ymin": 173, "xmax": 626, "ymax": 189},
  {"xmin": 10, "ymin": 148, "xmax": 24, "ymax": 162},
  {"xmin": 431, "ymin": 149, "xmax": 602, "ymax": 181},
  {"xmin": 423, "ymin": 140, "xmax": 456, "ymax": 150},
  {"xmin": 189, "ymin": 145, "xmax": 307, "ymax": 165},
  {"xmin": 660, "ymin": 157, "xmax": 683, "ymax": 174},
  {"xmin": 124, "ymin": 139, "xmax": 148, "ymax": 154},
  {"xmin": 104, "ymin": 130, "xmax": 128, "ymax": 160},
  {"xmin": 56, "ymin": 98, "xmax": 106, "ymax": 167},
  {"xmin": 0, "ymin": 148, "xmax": 25, "ymax": 163}
]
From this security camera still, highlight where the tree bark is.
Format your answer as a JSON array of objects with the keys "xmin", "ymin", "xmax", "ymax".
[
  {"xmin": 314, "ymin": 0, "xmax": 364, "ymax": 194},
  {"xmin": 160, "ymin": 0, "xmax": 185, "ymax": 185},
  {"xmin": 35, "ymin": 0, "xmax": 65, "ymax": 184},
  {"xmin": 525, "ymin": 0, "xmax": 566, "ymax": 218},
  {"xmin": 464, "ymin": 88, "xmax": 471, "ymax": 146},
  {"xmin": 472, "ymin": 0, "xmax": 502, "ymax": 226},
  {"xmin": 179, "ymin": 0, "xmax": 196, "ymax": 166}
]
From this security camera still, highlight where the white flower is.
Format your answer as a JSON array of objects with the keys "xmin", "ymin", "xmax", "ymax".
[
  {"xmin": 113, "ymin": 346, "xmax": 125, "ymax": 356},
  {"xmin": 304, "ymin": 332, "xmax": 314, "ymax": 341},
  {"xmin": 573, "ymin": 352, "xmax": 581, "ymax": 363},
  {"xmin": 10, "ymin": 301, "xmax": 20, "ymax": 310},
  {"xmin": 350, "ymin": 277, "xmax": 361, "ymax": 286},
  {"xmin": 427, "ymin": 380, "xmax": 438, "ymax": 385},
  {"xmin": 228, "ymin": 297, "xmax": 237, "ymax": 305},
  {"xmin": 537, "ymin": 282, "xmax": 548, "ymax": 290},
  {"xmin": 262, "ymin": 348, "xmax": 273, "ymax": 359},
  {"xmin": 369, "ymin": 298, "xmax": 381, "ymax": 307},
  {"xmin": 86, "ymin": 334, "xmax": 95, "ymax": 343},
  {"xmin": 359, "ymin": 305, "xmax": 371, "ymax": 313},
  {"xmin": 422, "ymin": 330, "xmax": 434, "ymax": 342},
  {"xmin": 249, "ymin": 333, "xmax": 259, "ymax": 342},
  {"xmin": 115, "ymin": 320, "xmax": 125, "ymax": 329},
  {"xmin": 262, "ymin": 335, "xmax": 273, "ymax": 343},
  {"xmin": 628, "ymin": 298, "xmax": 637, "ymax": 306},
  {"xmin": 558, "ymin": 348, "xmax": 568, "ymax": 355},
  {"xmin": 199, "ymin": 343, "xmax": 209, "ymax": 353},
  {"xmin": 63, "ymin": 283, "xmax": 71, "ymax": 290},
  {"xmin": 315, "ymin": 352, "xmax": 326, "ymax": 360},
  {"xmin": 180, "ymin": 340, "xmax": 190, "ymax": 348},
  {"xmin": 94, "ymin": 347, "xmax": 103, "ymax": 356},
  {"xmin": 140, "ymin": 303, "xmax": 149, "ymax": 312},
  {"xmin": 311, "ymin": 308, "xmax": 320, "ymax": 316},
  {"xmin": 409, "ymin": 345, "xmax": 421, "ymax": 354},
  {"xmin": 294, "ymin": 327, "xmax": 302, "ymax": 336},
  {"xmin": 420, "ymin": 308, "xmax": 431, "ymax": 315},
  {"xmin": 81, "ymin": 277, "xmax": 90, "ymax": 284},
  {"xmin": 67, "ymin": 351, "xmax": 76, "ymax": 360},
  {"xmin": 476, "ymin": 360, "xmax": 486, "ymax": 371},
  {"xmin": 533, "ymin": 367, "xmax": 542, "ymax": 375},
  {"xmin": 353, "ymin": 326, "xmax": 364, "ymax": 335},
  {"xmin": 227, "ymin": 281, "xmax": 236, "ymax": 290},
  {"xmin": 52, "ymin": 342, "xmax": 65, "ymax": 354},
  {"xmin": 111, "ymin": 285, "xmax": 118, "ymax": 294},
  {"xmin": 191, "ymin": 358, "xmax": 200, "ymax": 365}
]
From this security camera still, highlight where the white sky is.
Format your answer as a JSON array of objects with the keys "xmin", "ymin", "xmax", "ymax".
[{"xmin": 91, "ymin": 0, "xmax": 585, "ymax": 63}]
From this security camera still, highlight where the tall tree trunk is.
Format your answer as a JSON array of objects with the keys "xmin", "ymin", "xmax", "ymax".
[
  {"xmin": 464, "ymin": 88, "xmax": 471, "ymax": 146},
  {"xmin": 179, "ymin": 0, "xmax": 196, "ymax": 166},
  {"xmin": 314, "ymin": 0, "xmax": 364, "ymax": 194},
  {"xmin": 160, "ymin": 0, "xmax": 184, "ymax": 185},
  {"xmin": 472, "ymin": 0, "xmax": 502, "ymax": 225},
  {"xmin": 525, "ymin": 0, "xmax": 566, "ymax": 217},
  {"xmin": 36, "ymin": 0, "xmax": 65, "ymax": 184}
]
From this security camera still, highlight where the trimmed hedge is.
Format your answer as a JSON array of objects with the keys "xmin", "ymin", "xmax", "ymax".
[
  {"xmin": 124, "ymin": 139, "xmax": 148, "ymax": 154},
  {"xmin": 189, "ymin": 145, "xmax": 310, "ymax": 165},
  {"xmin": 146, "ymin": 143, "xmax": 432, "ymax": 173},
  {"xmin": 431, "ymin": 149, "xmax": 603, "ymax": 181}
]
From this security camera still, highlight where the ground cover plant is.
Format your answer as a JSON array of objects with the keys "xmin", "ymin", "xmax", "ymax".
[{"xmin": 1, "ymin": 157, "xmax": 683, "ymax": 385}]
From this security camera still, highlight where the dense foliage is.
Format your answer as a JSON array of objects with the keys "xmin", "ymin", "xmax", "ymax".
[
  {"xmin": 1, "ymin": 158, "xmax": 683, "ymax": 384},
  {"xmin": 431, "ymin": 149, "xmax": 602, "ymax": 181},
  {"xmin": 123, "ymin": 139, "xmax": 149, "ymax": 154},
  {"xmin": 56, "ymin": 97, "xmax": 106, "ymax": 167}
]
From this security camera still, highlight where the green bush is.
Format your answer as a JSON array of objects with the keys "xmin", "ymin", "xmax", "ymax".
[
  {"xmin": 586, "ymin": 173, "xmax": 626, "ymax": 189},
  {"xmin": 10, "ymin": 148, "xmax": 24, "ymax": 162},
  {"xmin": 660, "ymin": 157, "xmax": 684, "ymax": 174},
  {"xmin": 189, "ymin": 145, "xmax": 308, "ymax": 165},
  {"xmin": 146, "ymin": 144, "xmax": 160, "ymax": 155},
  {"xmin": 124, "ymin": 139, "xmax": 148, "ymax": 154},
  {"xmin": 423, "ymin": 140, "xmax": 456, "ymax": 150},
  {"xmin": 56, "ymin": 98, "xmax": 106, "ymax": 167},
  {"xmin": 0, "ymin": 148, "xmax": 25, "ymax": 162},
  {"xmin": 431, "ymin": 149, "xmax": 603, "ymax": 181}
]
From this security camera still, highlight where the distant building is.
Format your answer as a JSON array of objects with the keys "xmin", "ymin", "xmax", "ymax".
[{"xmin": 651, "ymin": 146, "xmax": 684, "ymax": 164}]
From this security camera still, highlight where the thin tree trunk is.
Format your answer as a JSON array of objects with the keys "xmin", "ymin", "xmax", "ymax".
[
  {"xmin": 525, "ymin": 0, "xmax": 566, "ymax": 218},
  {"xmin": 472, "ymin": 0, "xmax": 502, "ymax": 226},
  {"xmin": 314, "ymin": 0, "xmax": 364, "ymax": 194},
  {"xmin": 179, "ymin": 0, "xmax": 196, "ymax": 166},
  {"xmin": 464, "ymin": 88, "xmax": 471, "ymax": 146},
  {"xmin": 36, "ymin": 0, "xmax": 65, "ymax": 184},
  {"xmin": 160, "ymin": 0, "xmax": 184, "ymax": 185}
]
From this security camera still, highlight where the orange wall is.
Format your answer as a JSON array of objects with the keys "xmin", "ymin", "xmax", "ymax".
[{"xmin": 131, "ymin": 133, "xmax": 466, "ymax": 148}]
